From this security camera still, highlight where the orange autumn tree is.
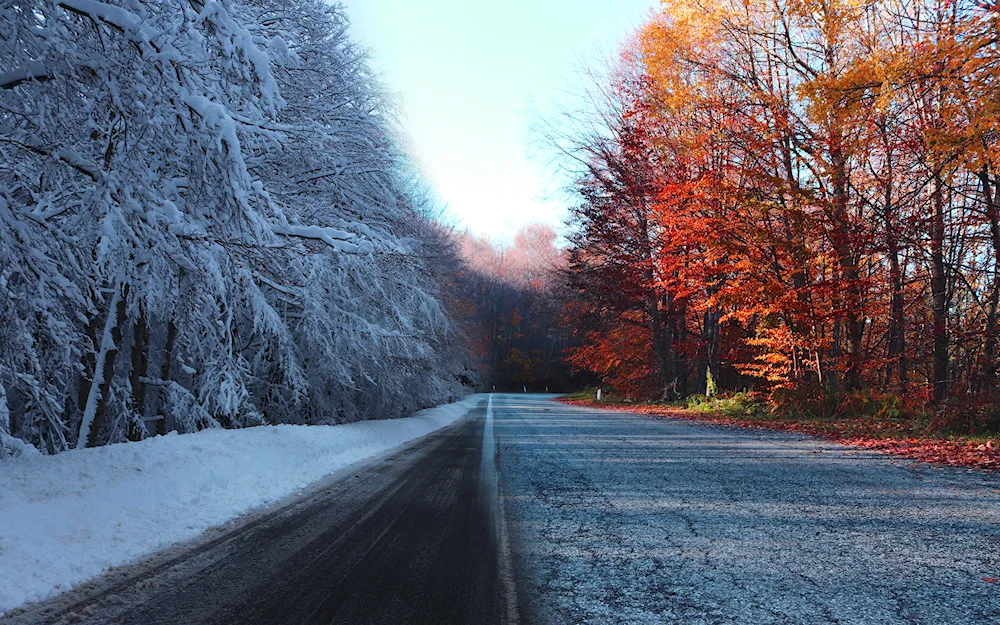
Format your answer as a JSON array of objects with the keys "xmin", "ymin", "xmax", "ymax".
[
  {"xmin": 562, "ymin": 0, "xmax": 1000, "ymax": 423},
  {"xmin": 563, "ymin": 65, "xmax": 704, "ymax": 400}
]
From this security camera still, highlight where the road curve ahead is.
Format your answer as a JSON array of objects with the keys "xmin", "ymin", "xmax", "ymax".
[
  {"xmin": 495, "ymin": 394, "xmax": 1000, "ymax": 624},
  {"xmin": 5, "ymin": 398, "xmax": 515, "ymax": 625}
]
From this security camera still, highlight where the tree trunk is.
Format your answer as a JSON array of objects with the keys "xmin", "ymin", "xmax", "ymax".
[
  {"xmin": 830, "ymin": 142, "xmax": 863, "ymax": 391},
  {"xmin": 128, "ymin": 312, "xmax": 150, "ymax": 440},
  {"xmin": 673, "ymin": 295, "xmax": 689, "ymax": 397},
  {"xmin": 979, "ymin": 167, "xmax": 1000, "ymax": 392},
  {"xmin": 155, "ymin": 319, "xmax": 178, "ymax": 435},
  {"xmin": 930, "ymin": 172, "xmax": 948, "ymax": 404},
  {"xmin": 647, "ymin": 288, "xmax": 674, "ymax": 399},
  {"xmin": 66, "ymin": 311, "xmax": 102, "ymax": 428},
  {"xmin": 822, "ymin": 27, "xmax": 863, "ymax": 393},
  {"xmin": 636, "ymin": 211, "xmax": 674, "ymax": 399},
  {"xmin": 884, "ymin": 162, "xmax": 907, "ymax": 393},
  {"xmin": 887, "ymin": 238, "xmax": 907, "ymax": 391},
  {"xmin": 77, "ymin": 283, "xmax": 128, "ymax": 448},
  {"xmin": 703, "ymin": 305, "xmax": 721, "ymax": 394}
]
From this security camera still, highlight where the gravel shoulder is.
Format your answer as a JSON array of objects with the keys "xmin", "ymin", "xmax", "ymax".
[{"xmin": 495, "ymin": 394, "xmax": 1000, "ymax": 625}]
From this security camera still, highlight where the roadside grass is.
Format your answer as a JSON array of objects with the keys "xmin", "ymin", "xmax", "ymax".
[
  {"xmin": 559, "ymin": 390, "xmax": 1000, "ymax": 471},
  {"xmin": 559, "ymin": 389, "xmax": 598, "ymax": 402}
]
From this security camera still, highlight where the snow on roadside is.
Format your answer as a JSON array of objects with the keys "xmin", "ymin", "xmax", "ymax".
[{"xmin": 0, "ymin": 394, "xmax": 486, "ymax": 614}]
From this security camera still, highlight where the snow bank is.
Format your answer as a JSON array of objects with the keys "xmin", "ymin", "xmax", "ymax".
[{"xmin": 0, "ymin": 394, "xmax": 485, "ymax": 614}]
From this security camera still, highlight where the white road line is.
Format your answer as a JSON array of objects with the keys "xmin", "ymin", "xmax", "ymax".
[{"xmin": 482, "ymin": 394, "xmax": 520, "ymax": 624}]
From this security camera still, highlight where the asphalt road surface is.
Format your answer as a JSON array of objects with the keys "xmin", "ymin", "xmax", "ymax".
[
  {"xmin": 6, "ymin": 394, "xmax": 1000, "ymax": 624},
  {"xmin": 6, "ymin": 399, "xmax": 514, "ymax": 625},
  {"xmin": 497, "ymin": 395, "xmax": 1000, "ymax": 624}
]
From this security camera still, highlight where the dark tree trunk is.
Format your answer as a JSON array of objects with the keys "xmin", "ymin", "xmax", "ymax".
[
  {"xmin": 647, "ymin": 287, "xmax": 674, "ymax": 399},
  {"xmin": 822, "ymin": 33, "xmax": 863, "ymax": 393},
  {"xmin": 979, "ymin": 167, "xmax": 1000, "ymax": 392},
  {"xmin": 703, "ymin": 305, "xmax": 721, "ymax": 394},
  {"xmin": 673, "ymin": 295, "xmax": 689, "ymax": 397},
  {"xmin": 883, "ymin": 158, "xmax": 907, "ymax": 393},
  {"xmin": 128, "ymin": 313, "xmax": 150, "ymax": 440},
  {"xmin": 887, "ymin": 238, "xmax": 907, "ymax": 391},
  {"xmin": 80, "ymin": 284, "xmax": 129, "ymax": 447},
  {"xmin": 156, "ymin": 319, "xmax": 178, "ymax": 435},
  {"xmin": 65, "ymin": 311, "xmax": 102, "ymax": 429},
  {"xmin": 830, "ymin": 144, "xmax": 863, "ymax": 392},
  {"xmin": 637, "ymin": 211, "xmax": 675, "ymax": 399},
  {"xmin": 930, "ymin": 173, "xmax": 948, "ymax": 404}
]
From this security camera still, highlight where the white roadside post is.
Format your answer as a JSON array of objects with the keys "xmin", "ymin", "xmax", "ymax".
[{"xmin": 597, "ymin": 388, "xmax": 602, "ymax": 401}]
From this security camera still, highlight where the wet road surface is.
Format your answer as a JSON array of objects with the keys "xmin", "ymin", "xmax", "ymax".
[{"xmin": 6, "ymin": 399, "xmax": 515, "ymax": 625}]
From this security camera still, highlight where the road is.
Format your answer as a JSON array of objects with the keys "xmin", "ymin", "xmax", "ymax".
[
  {"xmin": 6, "ymin": 394, "xmax": 1000, "ymax": 624},
  {"xmin": 6, "ymin": 398, "xmax": 513, "ymax": 625},
  {"xmin": 497, "ymin": 395, "xmax": 1000, "ymax": 624}
]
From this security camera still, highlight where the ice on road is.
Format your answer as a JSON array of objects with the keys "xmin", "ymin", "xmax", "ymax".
[{"xmin": 495, "ymin": 395, "xmax": 1000, "ymax": 624}]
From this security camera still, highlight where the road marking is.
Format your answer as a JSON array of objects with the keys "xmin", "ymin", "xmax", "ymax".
[{"xmin": 482, "ymin": 394, "xmax": 520, "ymax": 624}]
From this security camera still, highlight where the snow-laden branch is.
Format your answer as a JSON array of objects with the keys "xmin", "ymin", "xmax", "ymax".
[
  {"xmin": 253, "ymin": 272, "xmax": 298, "ymax": 297},
  {"xmin": 56, "ymin": 0, "xmax": 159, "ymax": 55},
  {"xmin": 0, "ymin": 126, "xmax": 104, "ymax": 182},
  {"xmin": 270, "ymin": 223, "xmax": 374, "ymax": 253},
  {"xmin": 0, "ymin": 64, "xmax": 52, "ymax": 90},
  {"xmin": 293, "ymin": 168, "xmax": 383, "ymax": 184}
]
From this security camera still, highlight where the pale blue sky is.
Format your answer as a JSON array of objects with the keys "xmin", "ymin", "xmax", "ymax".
[{"xmin": 342, "ymin": 0, "xmax": 657, "ymax": 241}]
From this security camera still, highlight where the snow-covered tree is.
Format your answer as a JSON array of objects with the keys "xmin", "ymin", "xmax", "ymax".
[{"xmin": 0, "ymin": 0, "xmax": 472, "ymax": 454}]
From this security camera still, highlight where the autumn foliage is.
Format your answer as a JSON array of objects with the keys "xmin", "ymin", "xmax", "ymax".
[{"xmin": 561, "ymin": 0, "xmax": 1000, "ymax": 429}]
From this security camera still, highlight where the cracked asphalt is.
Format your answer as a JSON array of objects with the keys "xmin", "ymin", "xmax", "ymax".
[{"xmin": 495, "ymin": 394, "xmax": 1000, "ymax": 624}]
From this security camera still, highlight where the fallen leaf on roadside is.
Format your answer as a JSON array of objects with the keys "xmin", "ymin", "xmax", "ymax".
[{"xmin": 983, "ymin": 577, "xmax": 998, "ymax": 583}]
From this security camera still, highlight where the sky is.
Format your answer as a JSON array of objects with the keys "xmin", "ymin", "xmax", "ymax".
[{"xmin": 342, "ymin": 0, "xmax": 658, "ymax": 242}]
